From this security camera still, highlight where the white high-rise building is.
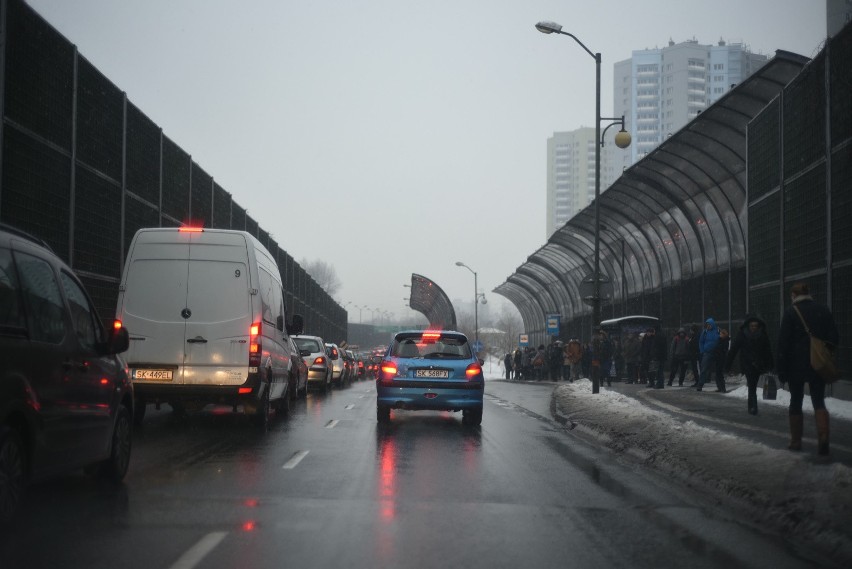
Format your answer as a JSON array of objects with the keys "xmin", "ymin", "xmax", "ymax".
[
  {"xmin": 545, "ymin": 129, "xmax": 621, "ymax": 238},
  {"xmin": 613, "ymin": 38, "xmax": 768, "ymax": 166}
]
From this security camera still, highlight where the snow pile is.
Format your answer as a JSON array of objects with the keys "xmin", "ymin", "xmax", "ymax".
[{"xmin": 551, "ymin": 379, "xmax": 852, "ymax": 565}]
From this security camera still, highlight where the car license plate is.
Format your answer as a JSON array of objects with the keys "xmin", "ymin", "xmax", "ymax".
[
  {"xmin": 415, "ymin": 369, "xmax": 448, "ymax": 378},
  {"xmin": 132, "ymin": 369, "xmax": 174, "ymax": 381}
]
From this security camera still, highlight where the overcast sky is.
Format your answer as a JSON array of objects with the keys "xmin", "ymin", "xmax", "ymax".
[{"xmin": 27, "ymin": 0, "xmax": 827, "ymax": 324}]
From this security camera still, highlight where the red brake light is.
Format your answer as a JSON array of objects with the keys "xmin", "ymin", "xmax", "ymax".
[
  {"xmin": 381, "ymin": 363, "xmax": 398, "ymax": 376},
  {"xmin": 113, "ymin": 320, "xmax": 123, "ymax": 330},
  {"xmin": 422, "ymin": 331, "xmax": 442, "ymax": 341},
  {"xmin": 179, "ymin": 226, "xmax": 204, "ymax": 232},
  {"xmin": 465, "ymin": 362, "xmax": 482, "ymax": 379},
  {"xmin": 314, "ymin": 356, "xmax": 326, "ymax": 365},
  {"xmin": 249, "ymin": 322, "xmax": 261, "ymax": 367}
]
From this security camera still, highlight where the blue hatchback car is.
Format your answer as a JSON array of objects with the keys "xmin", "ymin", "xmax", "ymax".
[{"xmin": 376, "ymin": 330, "xmax": 484, "ymax": 425}]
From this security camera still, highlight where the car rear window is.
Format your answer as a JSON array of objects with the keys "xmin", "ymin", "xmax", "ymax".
[
  {"xmin": 295, "ymin": 337, "xmax": 322, "ymax": 352},
  {"xmin": 391, "ymin": 332, "xmax": 470, "ymax": 359}
]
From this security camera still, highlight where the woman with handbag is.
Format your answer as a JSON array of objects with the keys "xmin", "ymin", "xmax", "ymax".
[
  {"xmin": 726, "ymin": 316, "xmax": 774, "ymax": 415},
  {"xmin": 777, "ymin": 282, "xmax": 840, "ymax": 456}
]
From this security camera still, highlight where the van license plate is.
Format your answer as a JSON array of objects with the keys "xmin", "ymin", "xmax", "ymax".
[
  {"xmin": 133, "ymin": 369, "xmax": 173, "ymax": 381},
  {"xmin": 415, "ymin": 370, "xmax": 448, "ymax": 378}
]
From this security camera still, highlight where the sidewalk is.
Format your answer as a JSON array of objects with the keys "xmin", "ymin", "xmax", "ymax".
[{"xmin": 550, "ymin": 375, "xmax": 852, "ymax": 567}]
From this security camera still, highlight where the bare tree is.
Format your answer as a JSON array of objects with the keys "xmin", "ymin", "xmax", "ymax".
[
  {"xmin": 300, "ymin": 258, "xmax": 341, "ymax": 298},
  {"xmin": 492, "ymin": 305, "xmax": 524, "ymax": 355}
]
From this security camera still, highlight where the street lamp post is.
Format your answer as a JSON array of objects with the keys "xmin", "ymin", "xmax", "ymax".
[
  {"xmin": 455, "ymin": 261, "xmax": 480, "ymax": 349},
  {"xmin": 536, "ymin": 20, "xmax": 631, "ymax": 394}
]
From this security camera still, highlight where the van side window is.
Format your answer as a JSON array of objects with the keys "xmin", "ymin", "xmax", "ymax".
[
  {"xmin": 14, "ymin": 251, "xmax": 66, "ymax": 344},
  {"xmin": 60, "ymin": 271, "xmax": 102, "ymax": 350},
  {"xmin": 0, "ymin": 248, "xmax": 25, "ymax": 332},
  {"xmin": 257, "ymin": 267, "xmax": 276, "ymax": 327}
]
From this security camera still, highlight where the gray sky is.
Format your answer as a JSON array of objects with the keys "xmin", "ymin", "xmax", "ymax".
[{"xmin": 27, "ymin": 0, "xmax": 827, "ymax": 324}]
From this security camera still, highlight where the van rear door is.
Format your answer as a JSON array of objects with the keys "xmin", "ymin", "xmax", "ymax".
[
  {"xmin": 119, "ymin": 234, "xmax": 191, "ymax": 383},
  {"xmin": 182, "ymin": 234, "xmax": 252, "ymax": 386}
]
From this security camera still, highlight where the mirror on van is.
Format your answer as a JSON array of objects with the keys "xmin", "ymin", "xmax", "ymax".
[
  {"xmin": 276, "ymin": 314, "xmax": 285, "ymax": 332},
  {"xmin": 287, "ymin": 314, "xmax": 304, "ymax": 336}
]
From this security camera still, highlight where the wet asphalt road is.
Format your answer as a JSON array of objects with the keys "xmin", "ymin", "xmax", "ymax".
[{"xmin": 0, "ymin": 378, "xmax": 839, "ymax": 569}]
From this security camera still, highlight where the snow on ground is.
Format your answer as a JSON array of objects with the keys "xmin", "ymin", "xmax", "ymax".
[{"xmin": 483, "ymin": 355, "xmax": 852, "ymax": 565}]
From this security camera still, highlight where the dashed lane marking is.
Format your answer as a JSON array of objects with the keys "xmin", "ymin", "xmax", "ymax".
[
  {"xmin": 325, "ymin": 419, "xmax": 339, "ymax": 429},
  {"xmin": 168, "ymin": 531, "xmax": 227, "ymax": 569},
  {"xmin": 282, "ymin": 450, "xmax": 310, "ymax": 469},
  {"xmin": 345, "ymin": 404, "xmax": 355, "ymax": 410}
]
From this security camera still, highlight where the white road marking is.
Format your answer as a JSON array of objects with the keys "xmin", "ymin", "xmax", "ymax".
[
  {"xmin": 282, "ymin": 450, "xmax": 310, "ymax": 469},
  {"xmin": 325, "ymin": 419, "xmax": 339, "ymax": 429},
  {"xmin": 345, "ymin": 404, "xmax": 355, "ymax": 410},
  {"xmin": 168, "ymin": 531, "xmax": 227, "ymax": 569}
]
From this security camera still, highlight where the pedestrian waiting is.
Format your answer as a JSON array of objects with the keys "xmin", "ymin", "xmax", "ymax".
[{"xmin": 725, "ymin": 315, "xmax": 774, "ymax": 415}]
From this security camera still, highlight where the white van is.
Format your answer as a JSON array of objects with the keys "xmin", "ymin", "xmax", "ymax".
[{"xmin": 115, "ymin": 227, "xmax": 303, "ymax": 428}]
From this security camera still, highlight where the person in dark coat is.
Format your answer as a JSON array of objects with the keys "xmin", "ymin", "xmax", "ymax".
[
  {"xmin": 777, "ymin": 282, "xmax": 840, "ymax": 456},
  {"xmin": 623, "ymin": 333, "xmax": 641, "ymax": 384},
  {"xmin": 645, "ymin": 327, "xmax": 668, "ymax": 389},
  {"xmin": 713, "ymin": 328, "xmax": 730, "ymax": 393},
  {"xmin": 503, "ymin": 353, "xmax": 513, "ymax": 381},
  {"xmin": 667, "ymin": 328, "xmax": 689, "ymax": 386},
  {"xmin": 686, "ymin": 325, "xmax": 700, "ymax": 385},
  {"xmin": 726, "ymin": 315, "xmax": 774, "ymax": 415}
]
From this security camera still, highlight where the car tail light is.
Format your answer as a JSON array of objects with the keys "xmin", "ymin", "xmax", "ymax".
[
  {"xmin": 113, "ymin": 319, "xmax": 123, "ymax": 330},
  {"xmin": 313, "ymin": 356, "xmax": 326, "ymax": 366},
  {"xmin": 179, "ymin": 226, "xmax": 204, "ymax": 232},
  {"xmin": 465, "ymin": 362, "xmax": 482, "ymax": 379},
  {"xmin": 238, "ymin": 387, "xmax": 252, "ymax": 394},
  {"xmin": 380, "ymin": 362, "xmax": 398, "ymax": 380},
  {"xmin": 249, "ymin": 321, "xmax": 261, "ymax": 368}
]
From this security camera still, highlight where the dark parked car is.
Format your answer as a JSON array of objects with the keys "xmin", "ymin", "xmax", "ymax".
[{"xmin": 0, "ymin": 223, "xmax": 133, "ymax": 523}]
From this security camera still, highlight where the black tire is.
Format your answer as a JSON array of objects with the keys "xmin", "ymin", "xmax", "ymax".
[
  {"xmin": 0, "ymin": 428, "xmax": 27, "ymax": 525},
  {"xmin": 253, "ymin": 385, "xmax": 271, "ymax": 430},
  {"xmin": 377, "ymin": 406, "xmax": 391, "ymax": 424},
  {"xmin": 289, "ymin": 373, "xmax": 298, "ymax": 402},
  {"xmin": 97, "ymin": 406, "xmax": 132, "ymax": 483},
  {"xmin": 133, "ymin": 400, "xmax": 146, "ymax": 426},
  {"xmin": 321, "ymin": 372, "xmax": 330, "ymax": 394},
  {"xmin": 462, "ymin": 408, "xmax": 483, "ymax": 427}
]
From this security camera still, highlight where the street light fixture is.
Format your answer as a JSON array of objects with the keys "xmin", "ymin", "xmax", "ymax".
[
  {"xmin": 455, "ymin": 261, "xmax": 484, "ymax": 351},
  {"xmin": 536, "ymin": 19, "xmax": 631, "ymax": 394}
]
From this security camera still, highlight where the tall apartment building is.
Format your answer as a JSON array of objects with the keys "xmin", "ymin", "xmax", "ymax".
[
  {"xmin": 545, "ymin": 128, "xmax": 621, "ymax": 238},
  {"xmin": 828, "ymin": 0, "xmax": 852, "ymax": 37},
  {"xmin": 613, "ymin": 39, "xmax": 768, "ymax": 166}
]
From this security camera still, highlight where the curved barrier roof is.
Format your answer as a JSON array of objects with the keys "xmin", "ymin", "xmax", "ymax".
[
  {"xmin": 495, "ymin": 50, "xmax": 810, "ymax": 329},
  {"xmin": 408, "ymin": 273, "xmax": 457, "ymax": 330}
]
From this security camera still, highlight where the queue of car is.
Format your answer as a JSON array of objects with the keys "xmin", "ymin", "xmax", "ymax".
[{"xmin": 0, "ymin": 223, "xmax": 481, "ymax": 525}]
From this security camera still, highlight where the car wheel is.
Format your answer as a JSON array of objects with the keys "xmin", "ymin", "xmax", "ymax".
[
  {"xmin": 322, "ymin": 372, "xmax": 330, "ymax": 394},
  {"xmin": 253, "ymin": 386, "xmax": 271, "ymax": 430},
  {"xmin": 133, "ymin": 400, "xmax": 146, "ymax": 426},
  {"xmin": 278, "ymin": 380, "xmax": 291, "ymax": 416},
  {"xmin": 462, "ymin": 408, "xmax": 482, "ymax": 427},
  {"xmin": 98, "ymin": 406, "xmax": 132, "ymax": 483},
  {"xmin": 377, "ymin": 406, "xmax": 391, "ymax": 424},
  {"xmin": 0, "ymin": 428, "xmax": 27, "ymax": 524},
  {"xmin": 289, "ymin": 373, "xmax": 298, "ymax": 402}
]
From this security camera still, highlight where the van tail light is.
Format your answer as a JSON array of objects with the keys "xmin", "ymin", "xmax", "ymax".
[
  {"xmin": 113, "ymin": 320, "xmax": 123, "ymax": 330},
  {"xmin": 465, "ymin": 362, "xmax": 482, "ymax": 380},
  {"xmin": 179, "ymin": 226, "xmax": 204, "ymax": 232},
  {"xmin": 249, "ymin": 321, "xmax": 261, "ymax": 368}
]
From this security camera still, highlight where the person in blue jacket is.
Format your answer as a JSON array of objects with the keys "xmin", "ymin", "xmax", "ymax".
[{"xmin": 696, "ymin": 317, "xmax": 720, "ymax": 392}]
